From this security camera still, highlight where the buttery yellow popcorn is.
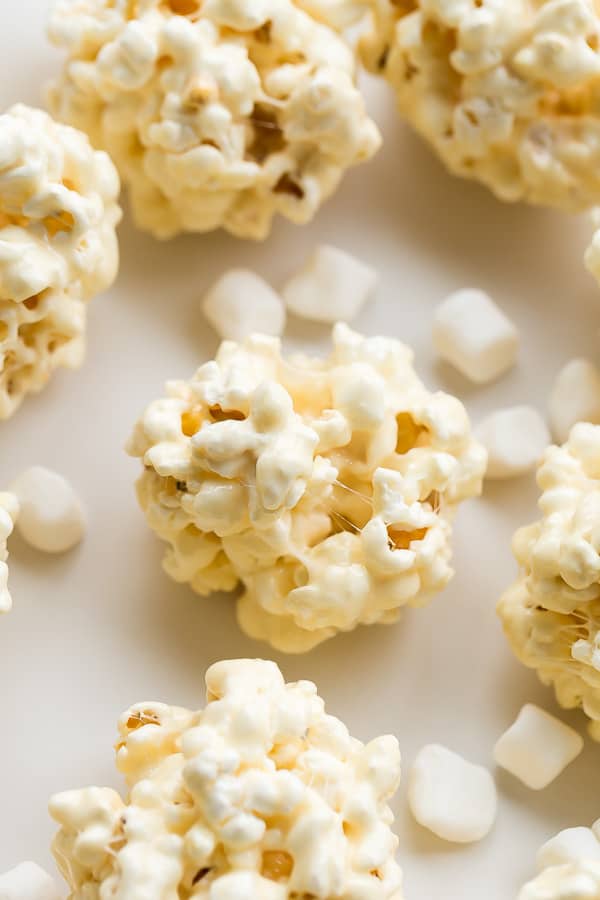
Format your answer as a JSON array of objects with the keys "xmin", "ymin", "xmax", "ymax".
[
  {"xmin": 361, "ymin": 0, "xmax": 600, "ymax": 211},
  {"xmin": 499, "ymin": 423, "xmax": 600, "ymax": 740},
  {"xmin": 0, "ymin": 105, "xmax": 121, "ymax": 419},
  {"xmin": 50, "ymin": 659, "xmax": 404, "ymax": 900},
  {"xmin": 128, "ymin": 324, "xmax": 486, "ymax": 652},
  {"xmin": 47, "ymin": 0, "xmax": 379, "ymax": 240}
]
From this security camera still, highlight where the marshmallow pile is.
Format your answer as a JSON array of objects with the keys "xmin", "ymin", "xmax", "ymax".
[
  {"xmin": 127, "ymin": 323, "xmax": 486, "ymax": 652},
  {"xmin": 0, "ymin": 104, "xmax": 121, "ymax": 419},
  {"xmin": 50, "ymin": 659, "xmax": 404, "ymax": 900},
  {"xmin": 498, "ymin": 423, "xmax": 600, "ymax": 739},
  {"xmin": 47, "ymin": 0, "xmax": 379, "ymax": 240}
]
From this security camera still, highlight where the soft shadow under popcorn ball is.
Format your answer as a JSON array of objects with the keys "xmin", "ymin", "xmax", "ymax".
[
  {"xmin": 50, "ymin": 659, "xmax": 404, "ymax": 900},
  {"xmin": 127, "ymin": 323, "xmax": 487, "ymax": 653},
  {"xmin": 47, "ymin": 0, "xmax": 380, "ymax": 240},
  {"xmin": 499, "ymin": 423, "xmax": 600, "ymax": 741},
  {"xmin": 0, "ymin": 105, "xmax": 121, "ymax": 419}
]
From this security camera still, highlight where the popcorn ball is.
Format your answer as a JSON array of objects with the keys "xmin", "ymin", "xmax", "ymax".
[
  {"xmin": 0, "ymin": 104, "xmax": 121, "ymax": 419},
  {"xmin": 128, "ymin": 323, "xmax": 486, "ymax": 652},
  {"xmin": 360, "ymin": 0, "xmax": 600, "ymax": 212},
  {"xmin": 0, "ymin": 491, "xmax": 19, "ymax": 613},
  {"xmin": 520, "ymin": 822, "xmax": 600, "ymax": 899},
  {"xmin": 50, "ymin": 659, "xmax": 404, "ymax": 900},
  {"xmin": 47, "ymin": 0, "xmax": 380, "ymax": 241},
  {"xmin": 498, "ymin": 423, "xmax": 600, "ymax": 740}
]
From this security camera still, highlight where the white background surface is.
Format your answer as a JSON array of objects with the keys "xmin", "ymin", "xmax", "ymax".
[{"xmin": 1, "ymin": 4, "xmax": 600, "ymax": 898}]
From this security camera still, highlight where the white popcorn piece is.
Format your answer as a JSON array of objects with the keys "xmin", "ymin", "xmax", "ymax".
[
  {"xmin": 47, "ymin": 0, "xmax": 380, "ymax": 241},
  {"xmin": 361, "ymin": 1, "xmax": 600, "ymax": 217},
  {"xmin": 432, "ymin": 289, "xmax": 519, "ymax": 384},
  {"xmin": 476, "ymin": 406, "xmax": 550, "ymax": 480},
  {"xmin": 548, "ymin": 358, "xmax": 600, "ymax": 444},
  {"xmin": 281, "ymin": 245, "xmax": 377, "ymax": 323},
  {"xmin": 127, "ymin": 323, "xmax": 486, "ymax": 652},
  {"xmin": 498, "ymin": 423, "xmax": 600, "ymax": 739},
  {"xmin": 519, "ymin": 822, "xmax": 600, "ymax": 899},
  {"xmin": 408, "ymin": 744, "xmax": 497, "ymax": 843},
  {"xmin": 49, "ymin": 659, "xmax": 404, "ymax": 900},
  {"xmin": 11, "ymin": 467, "xmax": 85, "ymax": 554},
  {"xmin": 0, "ymin": 863, "xmax": 61, "ymax": 900},
  {"xmin": 537, "ymin": 827, "xmax": 600, "ymax": 871},
  {"xmin": 202, "ymin": 270, "xmax": 285, "ymax": 341},
  {"xmin": 494, "ymin": 704, "xmax": 583, "ymax": 790},
  {"xmin": 0, "ymin": 491, "xmax": 19, "ymax": 614},
  {"xmin": 0, "ymin": 104, "xmax": 121, "ymax": 419}
]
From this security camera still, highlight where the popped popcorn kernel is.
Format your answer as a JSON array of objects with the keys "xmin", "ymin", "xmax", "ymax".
[
  {"xmin": 0, "ymin": 104, "xmax": 121, "ymax": 419},
  {"xmin": 0, "ymin": 491, "xmax": 19, "ymax": 614},
  {"xmin": 127, "ymin": 323, "xmax": 486, "ymax": 652},
  {"xmin": 361, "ymin": 0, "xmax": 600, "ymax": 213},
  {"xmin": 498, "ymin": 422, "xmax": 600, "ymax": 739},
  {"xmin": 49, "ymin": 659, "xmax": 404, "ymax": 900},
  {"xmin": 520, "ymin": 821, "xmax": 600, "ymax": 899},
  {"xmin": 47, "ymin": 0, "xmax": 380, "ymax": 240}
]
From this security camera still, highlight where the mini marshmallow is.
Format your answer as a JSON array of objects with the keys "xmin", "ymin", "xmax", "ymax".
[
  {"xmin": 11, "ymin": 467, "xmax": 85, "ymax": 554},
  {"xmin": 548, "ymin": 359, "xmax": 600, "ymax": 444},
  {"xmin": 494, "ymin": 704, "xmax": 583, "ymax": 790},
  {"xmin": 0, "ymin": 862, "xmax": 61, "ymax": 900},
  {"xmin": 537, "ymin": 827, "xmax": 600, "ymax": 871},
  {"xmin": 476, "ymin": 406, "xmax": 550, "ymax": 480},
  {"xmin": 432, "ymin": 289, "xmax": 519, "ymax": 384},
  {"xmin": 408, "ymin": 744, "xmax": 497, "ymax": 843},
  {"xmin": 281, "ymin": 245, "xmax": 377, "ymax": 323},
  {"xmin": 202, "ymin": 270, "xmax": 285, "ymax": 341}
]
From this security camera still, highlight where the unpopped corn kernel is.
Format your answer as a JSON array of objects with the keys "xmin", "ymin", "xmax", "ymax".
[
  {"xmin": 127, "ymin": 323, "xmax": 486, "ymax": 652},
  {"xmin": 0, "ymin": 104, "xmax": 121, "ymax": 418},
  {"xmin": 48, "ymin": 0, "xmax": 380, "ymax": 240},
  {"xmin": 49, "ymin": 659, "xmax": 404, "ymax": 900}
]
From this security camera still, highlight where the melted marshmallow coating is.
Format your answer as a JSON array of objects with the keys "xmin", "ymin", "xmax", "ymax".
[
  {"xmin": 499, "ymin": 423, "xmax": 600, "ymax": 740},
  {"xmin": 361, "ymin": 0, "xmax": 600, "ymax": 212},
  {"xmin": 50, "ymin": 659, "xmax": 404, "ymax": 900},
  {"xmin": 127, "ymin": 323, "xmax": 486, "ymax": 652},
  {"xmin": 520, "ymin": 821, "xmax": 600, "ymax": 900},
  {"xmin": 0, "ymin": 492, "xmax": 18, "ymax": 613},
  {"xmin": 0, "ymin": 104, "xmax": 121, "ymax": 418},
  {"xmin": 47, "ymin": 0, "xmax": 380, "ymax": 240}
]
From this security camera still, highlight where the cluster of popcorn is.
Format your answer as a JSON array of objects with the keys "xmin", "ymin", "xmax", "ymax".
[
  {"xmin": 361, "ymin": 0, "xmax": 600, "ymax": 214},
  {"xmin": 0, "ymin": 104, "xmax": 121, "ymax": 419},
  {"xmin": 520, "ymin": 822, "xmax": 600, "ymax": 899},
  {"xmin": 50, "ymin": 659, "xmax": 404, "ymax": 900},
  {"xmin": 47, "ymin": 0, "xmax": 380, "ymax": 241},
  {"xmin": 498, "ymin": 423, "xmax": 600, "ymax": 740},
  {"xmin": 128, "ymin": 324, "xmax": 486, "ymax": 652},
  {"xmin": 0, "ymin": 491, "xmax": 19, "ymax": 613}
]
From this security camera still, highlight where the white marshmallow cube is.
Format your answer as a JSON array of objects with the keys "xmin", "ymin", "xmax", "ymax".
[
  {"xmin": 202, "ymin": 270, "xmax": 285, "ymax": 341},
  {"xmin": 432, "ymin": 289, "xmax": 519, "ymax": 383},
  {"xmin": 408, "ymin": 744, "xmax": 497, "ymax": 843},
  {"xmin": 476, "ymin": 406, "xmax": 550, "ymax": 479},
  {"xmin": 281, "ymin": 244, "xmax": 377, "ymax": 323},
  {"xmin": 10, "ymin": 466, "xmax": 86, "ymax": 554},
  {"xmin": 494, "ymin": 704, "xmax": 584, "ymax": 790},
  {"xmin": 0, "ymin": 862, "xmax": 61, "ymax": 900},
  {"xmin": 548, "ymin": 358, "xmax": 600, "ymax": 443},
  {"xmin": 537, "ymin": 827, "xmax": 600, "ymax": 871}
]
